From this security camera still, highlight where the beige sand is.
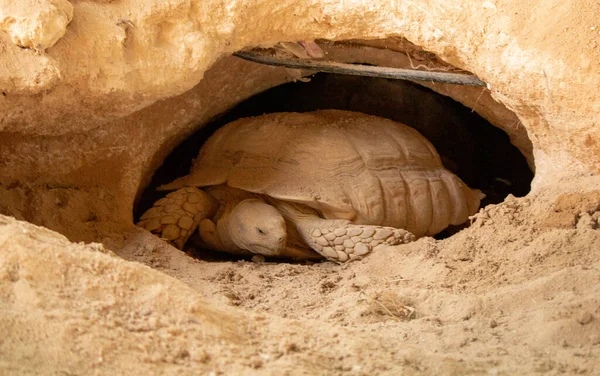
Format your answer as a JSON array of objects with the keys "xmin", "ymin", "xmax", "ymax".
[{"xmin": 2, "ymin": 175, "xmax": 599, "ymax": 374}]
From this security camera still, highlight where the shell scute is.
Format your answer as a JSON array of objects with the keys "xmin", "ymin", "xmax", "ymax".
[{"xmin": 159, "ymin": 110, "xmax": 481, "ymax": 237}]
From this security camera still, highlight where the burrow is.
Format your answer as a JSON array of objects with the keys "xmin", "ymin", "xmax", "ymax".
[{"xmin": 134, "ymin": 38, "xmax": 534, "ymax": 261}]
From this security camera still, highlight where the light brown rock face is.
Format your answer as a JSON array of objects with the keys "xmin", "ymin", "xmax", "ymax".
[
  {"xmin": 0, "ymin": 2, "xmax": 599, "ymax": 374},
  {"xmin": 0, "ymin": 0, "xmax": 73, "ymax": 50}
]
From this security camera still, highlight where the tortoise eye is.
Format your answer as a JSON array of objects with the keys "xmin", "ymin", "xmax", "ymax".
[{"xmin": 257, "ymin": 228, "xmax": 265, "ymax": 235}]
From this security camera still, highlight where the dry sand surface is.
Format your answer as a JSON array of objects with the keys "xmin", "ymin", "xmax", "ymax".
[{"xmin": 2, "ymin": 174, "xmax": 599, "ymax": 375}]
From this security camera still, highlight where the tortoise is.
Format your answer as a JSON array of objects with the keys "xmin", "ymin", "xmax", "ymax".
[{"xmin": 137, "ymin": 110, "xmax": 482, "ymax": 262}]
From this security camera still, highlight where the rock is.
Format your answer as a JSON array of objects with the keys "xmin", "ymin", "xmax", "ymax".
[
  {"xmin": 0, "ymin": 215, "xmax": 251, "ymax": 374},
  {"xmin": 577, "ymin": 213, "xmax": 597, "ymax": 230},
  {"xmin": 0, "ymin": 0, "xmax": 73, "ymax": 50},
  {"xmin": 577, "ymin": 312, "xmax": 593, "ymax": 325}
]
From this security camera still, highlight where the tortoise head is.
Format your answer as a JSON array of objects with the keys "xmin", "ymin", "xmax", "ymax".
[{"xmin": 229, "ymin": 199, "xmax": 287, "ymax": 256}]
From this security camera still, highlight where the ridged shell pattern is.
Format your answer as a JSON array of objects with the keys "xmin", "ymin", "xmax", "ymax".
[{"xmin": 160, "ymin": 110, "xmax": 481, "ymax": 238}]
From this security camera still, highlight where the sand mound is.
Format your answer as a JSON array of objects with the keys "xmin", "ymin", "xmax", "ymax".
[{"xmin": 2, "ymin": 178, "xmax": 599, "ymax": 374}]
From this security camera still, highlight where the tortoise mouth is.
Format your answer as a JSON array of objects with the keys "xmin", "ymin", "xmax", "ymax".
[{"xmin": 248, "ymin": 244, "xmax": 281, "ymax": 256}]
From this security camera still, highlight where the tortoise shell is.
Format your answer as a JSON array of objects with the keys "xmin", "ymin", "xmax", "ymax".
[{"xmin": 160, "ymin": 110, "xmax": 481, "ymax": 237}]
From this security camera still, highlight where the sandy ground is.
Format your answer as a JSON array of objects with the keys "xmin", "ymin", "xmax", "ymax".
[
  {"xmin": 119, "ymin": 174, "xmax": 600, "ymax": 374},
  {"xmin": 3, "ymin": 173, "xmax": 596, "ymax": 375}
]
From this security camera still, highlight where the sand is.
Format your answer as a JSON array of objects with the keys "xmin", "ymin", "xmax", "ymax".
[{"xmin": 1, "ymin": 174, "xmax": 598, "ymax": 375}]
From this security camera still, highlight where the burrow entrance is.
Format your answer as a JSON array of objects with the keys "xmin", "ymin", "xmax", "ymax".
[{"xmin": 135, "ymin": 72, "xmax": 533, "ymax": 260}]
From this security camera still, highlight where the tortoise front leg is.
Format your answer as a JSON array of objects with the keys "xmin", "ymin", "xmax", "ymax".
[
  {"xmin": 303, "ymin": 222, "xmax": 415, "ymax": 262},
  {"xmin": 137, "ymin": 187, "xmax": 217, "ymax": 249},
  {"xmin": 273, "ymin": 200, "xmax": 415, "ymax": 262}
]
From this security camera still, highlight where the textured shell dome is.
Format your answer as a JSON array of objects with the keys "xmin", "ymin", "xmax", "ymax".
[{"xmin": 161, "ymin": 110, "xmax": 481, "ymax": 237}]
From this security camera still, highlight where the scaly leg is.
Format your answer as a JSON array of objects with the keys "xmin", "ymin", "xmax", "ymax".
[
  {"xmin": 273, "ymin": 200, "xmax": 415, "ymax": 262},
  {"xmin": 137, "ymin": 187, "xmax": 217, "ymax": 249},
  {"xmin": 304, "ymin": 221, "xmax": 415, "ymax": 262}
]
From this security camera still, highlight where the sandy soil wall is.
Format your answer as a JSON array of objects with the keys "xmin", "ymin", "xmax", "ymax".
[{"xmin": 0, "ymin": 1, "xmax": 598, "ymax": 241}]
